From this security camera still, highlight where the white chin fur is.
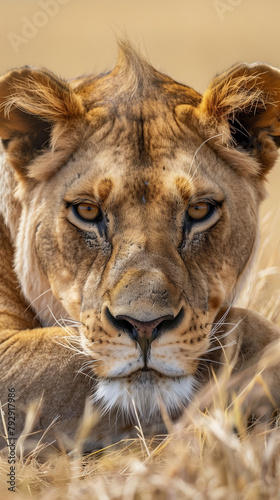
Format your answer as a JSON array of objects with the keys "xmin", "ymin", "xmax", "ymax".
[{"xmin": 92, "ymin": 373, "xmax": 197, "ymax": 422}]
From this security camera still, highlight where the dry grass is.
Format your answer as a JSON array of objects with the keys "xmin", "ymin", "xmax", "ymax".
[{"xmin": 1, "ymin": 214, "xmax": 280, "ymax": 500}]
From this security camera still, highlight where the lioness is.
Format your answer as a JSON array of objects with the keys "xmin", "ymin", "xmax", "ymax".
[{"xmin": 0, "ymin": 42, "xmax": 280, "ymax": 447}]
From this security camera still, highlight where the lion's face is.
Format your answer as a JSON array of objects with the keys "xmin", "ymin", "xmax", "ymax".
[
  {"xmin": 17, "ymin": 111, "xmax": 258, "ymax": 418},
  {"xmin": 1, "ymin": 45, "xmax": 280, "ymax": 420}
]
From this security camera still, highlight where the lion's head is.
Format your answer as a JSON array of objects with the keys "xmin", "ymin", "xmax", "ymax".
[{"xmin": 1, "ymin": 43, "xmax": 280, "ymax": 420}]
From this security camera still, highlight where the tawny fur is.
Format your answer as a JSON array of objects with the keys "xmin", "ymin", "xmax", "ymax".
[{"xmin": 0, "ymin": 42, "xmax": 280, "ymax": 449}]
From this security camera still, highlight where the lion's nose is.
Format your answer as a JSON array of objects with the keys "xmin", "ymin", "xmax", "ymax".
[
  {"xmin": 105, "ymin": 307, "xmax": 183, "ymax": 356},
  {"xmin": 116, "ymin": 314, "xmax": 174, "ymax": 356}
]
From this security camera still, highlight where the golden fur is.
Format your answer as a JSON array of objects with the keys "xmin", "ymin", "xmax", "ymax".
[{"xmin": 0, "ymin": 42, "xmax": 280, "ymax": 449}]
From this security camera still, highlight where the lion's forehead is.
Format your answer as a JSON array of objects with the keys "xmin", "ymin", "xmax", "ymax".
[
  {"xmin": 62, "ymin": 142, "xmax": 226, "ymax": 212},
  {"xmin": 85, "ymin": 100, "xmax": 204, "ymax": 163}
]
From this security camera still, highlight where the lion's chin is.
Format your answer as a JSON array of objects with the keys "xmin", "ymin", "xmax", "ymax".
[{"xmin": 92, "ymin": 370, "xmax": 197, "ymax": 423}]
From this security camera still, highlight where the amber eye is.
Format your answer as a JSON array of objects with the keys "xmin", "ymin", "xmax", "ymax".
[
  {"xmin": 187, "ymin": 202, "xmax": 212, "ymax": 221},
  {"xmin": 74, "ymin": 203, "xmax": 100, "ymax": 222}
]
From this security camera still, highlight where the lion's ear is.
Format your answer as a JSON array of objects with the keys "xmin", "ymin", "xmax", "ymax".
[
  {"xmin": 198, "ymin": 63, "xmax": 280, "ymax": 176},
  {"xmin": 0, "ymin": 67, "xmax": 85, "ymax": 181}
]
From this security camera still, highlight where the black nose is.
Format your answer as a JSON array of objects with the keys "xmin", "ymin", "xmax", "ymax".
[
  {"xmin": 105, "ymin": 307, "xmax": 185, "ymax": 358},
  {"xmin": 105, "ymin": 307, "xmax": 184, "ymax": 355},
  {"xmin": 116, "ymin": 314, "xmax": 174, "ymax": 356}
]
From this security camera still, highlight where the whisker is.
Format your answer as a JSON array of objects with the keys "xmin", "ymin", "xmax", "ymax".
[
  {"xmin": 188, "ymin": 160, "xmax": 202, "ymax": 182},
  {"xmin": 47, "ymin": 306, "xmax": 76, "ymax": 335},
  {"xmin": 211, "ymin": 317, "xmax": 246, "ymax": 347},
  {"xmin": 79, "ymin": 359, "xmax": 97, "ymax": 370},
  {"xmin": 188, "ymin": 133, "xmax": 224, "ymax": 175},
  {"xmin": 76, "ymin": 364, "xmax": 96, "ymax": 382},
  {"xmin": 195, "ymin": 362, "xmax": 212, "ymax": 373},
  {"xmin": 208, "ymin": 323, "xmax": 240, "ymax": 344},
  {"xmin": 186, "ymin": 356, "xmax": 229, "ymax": 367},
  {"xmin": 52, "ymin": 337, "xmax": 86, "ymax": 357},
  {"xmin": 60, "ymin": 318, "xmax": 83, "ymax": 327},
  {"xmin": 206, "ymin": 340, "xmax": 238, "ymax": 354},
  {"xmin": 210, "ymin": 304, "xmax": 233, "ymax": 336},
  {"xmin": 23, "ymin": 288, "xmax": 53, "ymax": 313}
]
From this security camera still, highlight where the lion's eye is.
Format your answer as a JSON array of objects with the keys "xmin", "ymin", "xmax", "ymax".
[
  {"xmin": 187, "ymin": 202, "xmax": 213, "ymax": 222},
  {"xmin": 74, "ymin": 203, "xmax": 100, "ymax": 222}
]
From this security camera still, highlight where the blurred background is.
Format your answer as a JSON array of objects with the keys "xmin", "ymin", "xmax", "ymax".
[{"xmin": 0, "ymin": 0, "xmax": 279, "ymax": 277}]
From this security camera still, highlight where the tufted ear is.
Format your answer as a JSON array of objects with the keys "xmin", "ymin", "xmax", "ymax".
[
  {"xmin": 0, "ymin": 67, "xmax": 86, "ymax": 181},
  {"xmin": 198, "ymin": 63, "xmax": 280, "ymax": 177}
]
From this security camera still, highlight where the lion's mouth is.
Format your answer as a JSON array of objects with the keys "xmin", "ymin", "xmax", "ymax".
[{"xmin": 104, "ymin": 367, "xmax": 188, "ymax": 382}]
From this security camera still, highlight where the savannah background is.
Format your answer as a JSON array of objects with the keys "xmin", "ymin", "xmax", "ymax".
[{"xmin": 1, "ymin": 1, "xmax": 280, "ymax": 498}]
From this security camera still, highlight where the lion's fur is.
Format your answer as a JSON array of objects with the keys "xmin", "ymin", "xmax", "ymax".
[{"xmin": 0, "ymin": 42, "xmax": 280, "ymax": 448}]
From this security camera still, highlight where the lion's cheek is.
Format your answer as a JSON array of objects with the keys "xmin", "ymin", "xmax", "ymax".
[
  {"xmin": 208, "ymin": 265, "xmax": 237, "ymax": 314},
  {"xmin": 150, "ymin": 332, "xmax": 211, "ymax": 373},
  {"xmin": 48, "ymin": 269, "xmax": 82, "ymax": 320}
]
